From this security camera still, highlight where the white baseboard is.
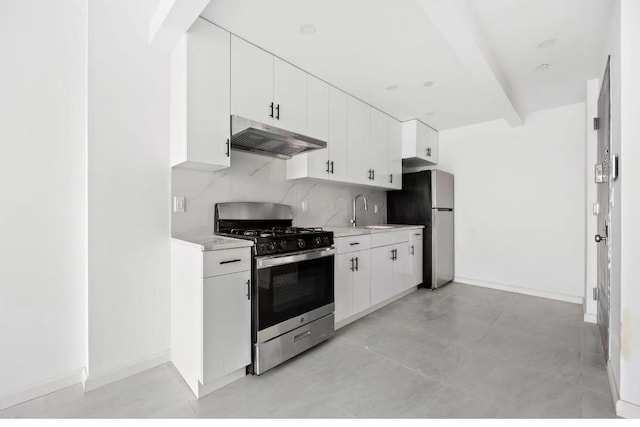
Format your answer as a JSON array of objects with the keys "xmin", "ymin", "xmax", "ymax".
[
  {"xmin": 584, "ymin": 312, "xmax": 597, "ymax": 323},
  {"xmin": 336, "ymin": 286, "xmax": 417, "ymax": 330},
  {"xmin": 196, "ymin": 368, "xmax": 245, "ymax": 399},
  {"xmin": 454, "ymin": 277, "xmax": 583, "ymax": 304},
  {"xmin": 83, "ymin": 350, "xmax": 170, "ymax": 392},
  {"xmin": 605, "ymin": 361, "xmax": 640, "ymax": 418},
  {"xmin": 0, "ymin": 368, "xmax": 85, "ymax": 411},
  {"xmin": 617, "ymin": 399, "xmax": 640, "ymax": 419}
]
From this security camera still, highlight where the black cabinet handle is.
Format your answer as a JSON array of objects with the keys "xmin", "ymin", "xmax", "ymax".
[
  {"xmin": 349, "ymin": 242, "xmax": 360, "ymax": 246},
  {"xmin": 372, "ymin": 169, "xmax": 375, "ymax": 181},
  {"xmin": 330, "ymin": 161, "xmax": 334, "ymax": 174},
  {"xmin": 326, "ymin": 160, "xmax": 330, "ymax": 173},
  {"xmin": 350, "ymin": 257, "xmax": 354, "ymax": 272},
  {"xmin": 246, "ymin": 279, "xmax": 251, "ymax": 300},
  {"xmin": 411, "ymin": 245, "xmax": 415, "ymax": 255},
  {"xmin": 226, "ymin": 139, "xmax": 230, "ymax": 157},
  {"xmin": 389, "ymin": 174, "xmax": 393, "ymax": 184},
  {"xmin": 220, "ymin": 259, "xmax": 242, "ymax": 265},
  {"xmin": 426, "ymin": 147, "xmax": 432, "ymax": 157},
  {"xmin": 269, "ymin": 102, "xmax": 274, "ymax": 118},
  {"xmin": 276, "ymin": 104, "xmax": 280, "ymax": 120},
  {"xmin": 355, "ymin": 257, "xmax": 359, "ymax": 271}
]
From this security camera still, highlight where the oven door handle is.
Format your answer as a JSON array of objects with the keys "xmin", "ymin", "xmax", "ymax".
[{"xmin": 256, "ymin": 247, "xmax": 336, "ymax": 269}]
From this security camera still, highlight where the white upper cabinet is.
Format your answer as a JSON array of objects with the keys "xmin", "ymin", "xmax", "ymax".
[
  {"xmin": 171, "ymin": 18, "xmax": 231, "ymax": 170},
  {"xmin": 306, "ymin": 74, "xmax": 329, "ymax": 142},
  {"xmin": 369, "ymin": 108, "xmax": 390, "ymax": 187},
  {"xmin": 402, "ymin": 119, "xmax": 439, "ymax": 166},
  {"xmin": 347, "ymin": 97, "xmax": 371, "ymax": 185},
  {"xmin": 327, "ymin": 86, "xmax": 348, "ymax": 182},
  {"xmin": 388, "ymin": 118, "xmax": 403, "ymax": 189},
  {"xmin": 231, "ymin": 35, "xmax": 274, "ymax": 125},
  {"xmin": 273, "ymin": 58, "xmax": 307, "ymax": 134}
]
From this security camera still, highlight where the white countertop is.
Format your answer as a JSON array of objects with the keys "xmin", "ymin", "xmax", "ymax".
[
  {"xmin": 172, "ymin": 233, "xmax": 254, "ymax": 251},
  {"xmin": 328, "ymin": 224, "xmax": 425, "ymax": 238}
]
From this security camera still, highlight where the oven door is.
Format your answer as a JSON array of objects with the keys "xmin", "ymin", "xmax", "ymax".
[{"xmin": 255, "ymin": 247, "xmax": 335, "ymax": 342}]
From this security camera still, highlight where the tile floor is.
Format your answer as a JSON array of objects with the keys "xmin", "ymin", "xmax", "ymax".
[{"xmin": 0, "ymin": 283, "xmax": 616, "ymax": 418}]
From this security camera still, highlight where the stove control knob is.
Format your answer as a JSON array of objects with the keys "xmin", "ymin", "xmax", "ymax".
[
  {"xmin": 267, "ymin": 242, "xmax": 276, "ymax": 253},
  {"xmin": 313, "ymin": 237, "xmax": 322, "ymax": 247},
  {"xmin": 323, "ymin": 236, "xmax": 330, "ymax": 245},
  {"xmin": 278, "ymin": 240, "xmax": 287, "ymax": 251},
  {"xmin": 297, "ymin": 239, "xmax": 306, "ymax": 249}
]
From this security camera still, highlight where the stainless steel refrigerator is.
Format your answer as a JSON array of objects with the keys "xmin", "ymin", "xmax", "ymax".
[{"xmin": 387, "ymin": 170, "xmax": 454, "ymax": 289}]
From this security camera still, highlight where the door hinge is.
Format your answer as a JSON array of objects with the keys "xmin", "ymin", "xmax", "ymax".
[
  {"xmin": 593, "ymin": 117, "xmax": 600, "ymax": 130},
  {"xmin": 593, "ymin": 288, "xmax": 599, "ymax": 301}
]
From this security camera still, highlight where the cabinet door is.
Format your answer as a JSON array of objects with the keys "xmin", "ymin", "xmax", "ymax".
[
  {"xmin": 334, "ymin": 253, "xmax": 354, "ymax": 323},
  {"xmin": 370, "ymin": 246, "xmax": 394, "ymax": 306},
  {"xmin": 231, "ymin": 35, "xmax": 273, "ymax": 125},
  {"xmin": 415, "ymin": 120, "xmax": 430, "ymax": 161},
  {"xmin": 352, "ymin": 250, "xmax": 371, "ymax": 314},
  {"xmin": 369, "ymin": 109, "xmax": 390, "ymax": 187},
  {"xmin": 394, "ymin": 242, "xmax": 413, "ymax": 293},
  {"xmin": 388, "ymin": 117, "xmax": 403, "ymax": 189},
  {"xmin": 302, "ymin": 75, "xmax": 330, "ymax": 179},
  {"xmin": 273, "ymin": 58, "xmax": 307, "ymax": 134},
  {"xmin": 307, "ymin": 74, "xmax": 329, "ymax": 142},
  {"xmin": 347, "ymin": 97, "xmax": 371, "ymax": 185},
  {"xmin": 186, "ymin": 19, "xmax": 231, "ymax": 168},
  {"xmin": 202, "ymin": 271, "xmax": 251, "ymax": 383},
  {"xmin": 425, "ymin": 127, "xmax": 439, "ymax": 164},
  {"xmin": 411, "ymin": 237, "xmax": 424, "ymax": 287},
  {"xmin": 328, "ymin": 86, "xmax": 349, "ymax": 182}
]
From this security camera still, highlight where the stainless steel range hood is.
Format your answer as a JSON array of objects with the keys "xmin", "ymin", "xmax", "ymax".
[{"xmin": 230, "ymin": 115, "xmax": 327, "ymax": 160}]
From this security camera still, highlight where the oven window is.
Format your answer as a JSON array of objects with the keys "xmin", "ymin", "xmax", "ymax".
[{"xmin": 257, "ymin": 255, "xmax": 334, "ymax": 331}]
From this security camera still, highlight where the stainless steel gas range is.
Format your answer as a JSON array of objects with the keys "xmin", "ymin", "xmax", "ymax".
[{"xmin": 215, "ymin": 202, "xmax": 335, "ymax": 375}]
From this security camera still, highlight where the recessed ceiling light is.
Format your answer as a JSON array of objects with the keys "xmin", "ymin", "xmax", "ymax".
[
  {"xmin": 386, "ymin": 84, "xmax": 400, "ymax": 91},
  {"xmin": 537, "ymin": 38, "xmax": 558, "ymax": 48},
  {"xmin": 299, "ymin": 23, "xmax": 316, "ymax": 35},
  {"xmin": 536, "ymin": 63, "xmax": 550, "ymax": 70},
  {"xmin": 423, "ymin": 81, "xmax": 434, "ymax": 87}
]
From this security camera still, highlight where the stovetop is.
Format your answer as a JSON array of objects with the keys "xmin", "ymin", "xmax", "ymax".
[{"xmin": 217, "ymin": 226, "xmax": 333, "ymax": 256}]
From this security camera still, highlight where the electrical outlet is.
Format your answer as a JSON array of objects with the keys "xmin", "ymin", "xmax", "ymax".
[
  {"xmin": 173, "ymin": 196, "xmax": 186, "ymax": 213},
  {"xmin": 374, "ymin": 204, "xmax": 379, "ymax": 214},
  {"xmin": 301, "ymin": 201, "xmax": 308, "ymax": 213}
]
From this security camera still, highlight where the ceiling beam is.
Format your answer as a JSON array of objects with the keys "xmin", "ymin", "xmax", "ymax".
[
  {"xmin": 149, "ymin": 0, "xmax": 212, "ymax": 49},
  {"xmin": 418, "ymin": 0, "xmax": 524, "ymax": 126}
]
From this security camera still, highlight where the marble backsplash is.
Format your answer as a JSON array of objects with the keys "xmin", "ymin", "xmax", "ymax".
[{"xmin": 171, "ymin": 151, "xmax": 387, "ymax": 236}]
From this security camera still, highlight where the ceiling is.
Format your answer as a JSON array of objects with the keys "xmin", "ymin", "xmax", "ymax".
[{"xmin": 202, "ymin": 0, "xmax": 612, "ymax": 130}]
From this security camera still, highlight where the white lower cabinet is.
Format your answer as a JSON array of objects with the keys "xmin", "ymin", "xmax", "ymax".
[
  {"xmin": 334, "ymin": 229, "xmax": 421, "ymax": 327},
  {"xmin": 371, "ymin": 242, "xmax": 411, "ymax": 306},
  {"xmin": 410, "ymin": 232, "xmax": 424, "ymax": 287},
  {"xmin": 202, "ymin": 271, "xmax": 251, "ymax": 383},
  {"xmin": 335, "ymin": 250, "xmax": 371, "ymax": 323},
  {"xmin": 171, "ymin": 239, "xmax": 253, "ymax": 399}
]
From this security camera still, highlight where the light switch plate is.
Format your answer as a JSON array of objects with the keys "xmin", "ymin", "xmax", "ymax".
[{"xmin": 173, "ymin": 196, "xmax": 186, "ymax": 213}]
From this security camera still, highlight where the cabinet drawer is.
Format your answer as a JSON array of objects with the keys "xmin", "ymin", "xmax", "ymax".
[
  {"xmin": 410, "ymin": 229, "xmax": 424, "ymax": 241},
  {"xmin": 334, "ymin": 234, "xmax": 371, "ymax": 254},
  {"xmin": 204, "ymin": 247, "xmax": 251, "ymax": 278},
  {"xmin": 370, "ymin": 230, "xmax": 410, "ymax": 248}
]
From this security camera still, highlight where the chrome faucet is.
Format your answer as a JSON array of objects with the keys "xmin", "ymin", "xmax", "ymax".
[{"xmin": 350, "ymin": 194, "xmax": 368, "ymax": 227}]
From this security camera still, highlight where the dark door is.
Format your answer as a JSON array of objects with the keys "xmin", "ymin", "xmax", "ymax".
[{"xmin": 595, "ymin": 58, "xmax": 611, "ymax": 360}]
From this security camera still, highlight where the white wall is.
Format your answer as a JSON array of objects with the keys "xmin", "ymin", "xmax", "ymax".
[
  {"xmin": 0, "ymin": 0, "xmax": 87, "ymax": 407},
  {"xmin": 618, "ymin": 0, "xmax": 640, "ymax": 411},
  {"xmin": 436, "ymin": 103, "xmax": 586, "ymax": 300},
  {"xmin": 172, "ymin": 152, "xmax": 388, "ymax": 236},
  {"xmin": 87, "ymin": 0, "xmax": 171, "ymax": 384}
]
